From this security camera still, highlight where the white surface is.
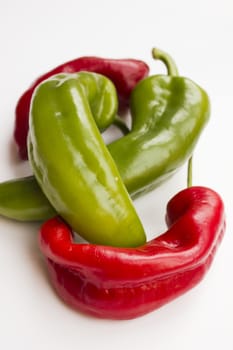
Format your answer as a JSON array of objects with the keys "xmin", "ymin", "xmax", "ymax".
[{"xmin": 0, "ymin": 0, "xmax": 232, "ymax": 349}]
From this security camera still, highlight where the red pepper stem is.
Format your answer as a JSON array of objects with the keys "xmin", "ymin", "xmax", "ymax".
[
  {"xmin": 187, "ymin": 156, "xmax": 193, "ymax": 188},
  {"xmin": 152, "ymin": 48, "xmax": 179, "ymax": 76}
]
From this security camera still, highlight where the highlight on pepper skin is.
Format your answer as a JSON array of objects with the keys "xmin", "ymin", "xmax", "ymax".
[
  {"xmin": 14, "ymin": 56, "xmax": 149, "ymax": 160},
  {"xmin": 0, "ymin": 47, "xmax": 225, "ymax": 320},
  {"xmin": 39, "ymin": 186, "xmax": 225, "ymax": 320},
  {"xmin": 28, "ymin": 72, "xmax": 146, "ymax": 248},
  {"xmin": 3, "ymin": 47, "xmax": 210, "ymax": 223}
]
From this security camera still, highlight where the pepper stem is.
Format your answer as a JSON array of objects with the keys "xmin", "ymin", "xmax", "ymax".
[
  {"xmin": 187, "ymin": 156, "xmax": 193, "ymax": 188},
  {"xmin": 152, "ymin": 48, "xmax": 179, "ymax": 76}
]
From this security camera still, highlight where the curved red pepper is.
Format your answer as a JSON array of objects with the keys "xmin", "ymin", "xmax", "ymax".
[
  {"xmin": 39, "ymin": 186, "xmax": 225, "ymax": 319},
  {"xmin": 14, "ymin": 56, "xmax": 149, "ymax": 159}
]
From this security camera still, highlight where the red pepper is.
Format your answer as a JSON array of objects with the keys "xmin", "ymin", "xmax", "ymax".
[
  {"xmin": 14, "ymin": 56, "xmax": 149, "ymax": 159},
  {"xmin": 39, "ymin": 186, "xmax": 225, "ymax": 319}
]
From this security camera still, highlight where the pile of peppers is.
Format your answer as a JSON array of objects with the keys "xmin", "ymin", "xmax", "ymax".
[{"xmin": 0, "ymin": 48, "xmax": 225, "ymax": 319}]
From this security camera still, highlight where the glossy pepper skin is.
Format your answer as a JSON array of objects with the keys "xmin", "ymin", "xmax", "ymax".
[
  {"xmin": 0, "ymin": 176, "xmax": 55, "ymax": 221},
  {"xmin": 39, "ymin": 186, "xmax": 225, "ymax": 319},
  {"xmin": 108, "ymin": 50, "xmax": 210, "ymax": 196},
  {"xmin": 0, "ymin": 49, "xmax": 210, "ymax": 222},
  {"xmin": 28, "ymin": 72, "xmax": 146, "ymax": 247},
  {"xmin": 14, "ymin": 56, "xmax": 149, "ymax": 159}
]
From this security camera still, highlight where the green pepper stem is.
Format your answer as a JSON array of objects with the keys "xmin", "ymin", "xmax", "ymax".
[
  {"xmin": 187, "ymin": 156, "xmax": 193, "ymax": 188},
  {"xmin": 152, "ymin": 48, "xmax": 179, "ymax": 76},
  {"xmin": 113, "ymin": 116, "xmax": 130, "ymax": 135}
]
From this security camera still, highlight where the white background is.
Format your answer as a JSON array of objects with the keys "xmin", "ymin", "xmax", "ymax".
[{"xmin": 0, "ymin": 0, "xmax": 232, "ymax": 349}]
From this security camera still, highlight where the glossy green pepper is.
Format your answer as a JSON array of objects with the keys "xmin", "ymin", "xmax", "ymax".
[
  {"xmin": 0, "ymin": 48, "xmax": 210, "ymax": 221},
  {"xmin": 0, "ymin": 176, "xmax": 56, "ymax": 221},
  {"xmin": 108, "ymin": 48, "xmax": 210, "ymax": 196},
  {"xmin": 28, "ymin": 71, "xmax": 146, "ymax": 247}
]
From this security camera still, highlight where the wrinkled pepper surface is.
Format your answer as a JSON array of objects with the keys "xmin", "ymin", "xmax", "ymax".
[
  {"xmin": 14, "ymin": 56, "xmax": 149, "ymax": 159},
  {"xmin": 0, "ymin": 47, "xmax": 226, "ymax": 321},
  {"xmin": 28, "ymin": 72, "xmax": 146, "ymax": 247},
  {"xmin": 0, "ymin": 49, "xmax": 210, "ymax": 222},
  {"xmin": 39, "ymin": 186, "xmax": 225, "ymax": 319}
]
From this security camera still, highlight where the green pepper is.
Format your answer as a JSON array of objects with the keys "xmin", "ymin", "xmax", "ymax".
[
  {"xmin": 0, "ymin": 48, "xmax": 210, "ymax": 221},
  {"xmin": 0, "ymin": 176, "xmax": 56, "ymax": 221},
  {"xmin": 108, "ymin": 48, "xmax": 210, "ymax": 196},
  {"xmin": 28, "ymin": 72, "xmax": 146, "ymax": 247}
]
